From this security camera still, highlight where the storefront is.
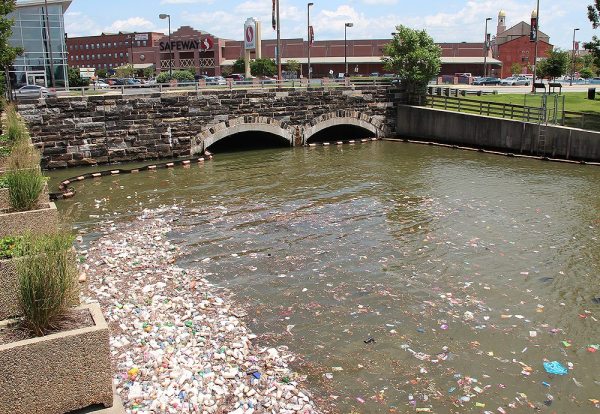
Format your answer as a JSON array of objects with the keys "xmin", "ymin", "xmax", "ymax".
[
  {"xmin": 8, "ymin": 0, "xmax": 71, "ymax": 89},
  {"xmin": 155, "ymin": 26, "xmax": 224, "ymax": 76}
]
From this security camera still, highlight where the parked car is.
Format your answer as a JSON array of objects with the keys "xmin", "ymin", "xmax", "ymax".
[
  {"xmin": 227, "ymin": 73, "xmax": 245, "ymax": 81},
  {"xmin": 92, "ymin": 81, "xmax": 109, "ymax": 89},
  {"xmin": 15, "ymin": 85, "xmax": 55, "ymax": 99},
  {"xmin": 107, "ymin": 78, "xmax": 125, "ymax": 86},
  {"xmin": 473, "ymin": 76, "xmax": 501, "ymax": 85},
  {"xmin": 205, "ymin": 76, "xmax": 226, "ymax": 86},
  {"xmin": 124, "ymin": 78, "xmax": 142, "ymax": 87},
  {"xmin": 500, "ymin": 76, "xmax": 530, "ymax": 86}
]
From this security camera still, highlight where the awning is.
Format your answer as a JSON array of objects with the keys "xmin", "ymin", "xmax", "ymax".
[
  {"xmin": 114, "ymin": 63, "xmax": 155, "ymax": 70},
  {"xmin": 220, "ymin": 56, "xmax": 502, "ymax": 66}
]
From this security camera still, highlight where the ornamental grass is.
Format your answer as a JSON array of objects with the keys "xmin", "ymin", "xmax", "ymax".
[{"xmin": 14, "ymin": 231, "xmax": 77, "ymax": 337}]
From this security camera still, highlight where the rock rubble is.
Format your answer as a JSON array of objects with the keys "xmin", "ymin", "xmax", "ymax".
[{"xmin": 80, "ymin": 207, "xmax": 319, "ymax": 414}]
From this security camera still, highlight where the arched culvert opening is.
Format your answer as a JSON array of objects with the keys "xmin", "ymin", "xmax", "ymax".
[
  {"xmin": 306, "ymin": 124, "xmax": 376, "ymax": 144},
  {"xmin": 207, "ymin": 131, "xmax": 291, "ymax": 153}
]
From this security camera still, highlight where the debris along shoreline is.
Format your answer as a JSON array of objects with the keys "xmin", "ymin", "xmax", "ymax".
[{"xmin": 79, "ymin": 207, "xmax": 319, "ymax": 414}]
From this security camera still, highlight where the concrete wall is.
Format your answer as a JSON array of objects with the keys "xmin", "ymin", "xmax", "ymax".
[
  {"xmin": 18, "ymin": 86, "xmax": 395, "ymax": 169},
  {"xmin": 396, "ymin": 105, "xmax": 600, "ymax": 162}
]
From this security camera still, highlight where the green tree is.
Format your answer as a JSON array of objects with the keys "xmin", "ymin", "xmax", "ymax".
[
  {"xmin": 286, "ymin": 59, "xmax": 300, "ymax": 75},
  {"xmin": 1, "ymin": 0, "xmax": 23, "ymax": 96},
  {"xmin": 96, "ymin": 68, "xmax": 108, "ymax": 79},
  {"xmin": 233, "ymin": 57, "xmax": 245, "ymax": 74},
  {"xmin": 585, "ymin": 1, "xmax": 600, "ymax": 66},
  {"xmin": 67, "ymin": 67, "xmax": 89, "ymax": 87},
  {"xmin": 382, "ymin": 25, "xmax": 441, "ymax": 91},
  {"xmin": 143, "ymin": 65, "xmax": 155, "ymax": 79},
  {"xmin": 251, "ymin": 58, "xmax": 277, "ymax": 77},
  {"xmin": 510, "ymin": 63, "xmax": 522, "ymax": 75},
  {"xmin": 580, "ymin": 66, "xmax": 595, "ymax": 79},
  {"xmin": 116, "ymin": 63, "xmax": 134, "ymax": 78},
  {"xmin": 537, "ymin": 49, "xmax": 569, "ymax": 80}
]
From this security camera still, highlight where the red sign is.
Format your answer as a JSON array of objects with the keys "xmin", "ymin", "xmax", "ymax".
[
  {"xmin": 246, "ymin": 25, "xmax": 254, "ymax": 44},
  {"xmin": 200, "ymin": 37, "xmax": 214, "ymax": 51}
]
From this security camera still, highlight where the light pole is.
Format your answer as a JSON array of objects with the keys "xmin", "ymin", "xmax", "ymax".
[
  {"xmin": 483, "ymin": 17, "xmax": 492, "ymax": 77},
  {"xmin": 307, "ymin": 2, "xmax": 313, "ymax": 81},
  {"xmin": 344, "ymin": 22, "xmax": 353, "ymax": 77},
  {"xmin": 43, "ymin": 0, "xmax": 56, "ymax": 87},
  {"xmin": 570, "ymin": 28, "xmax": 580, "ymax": 86},
  {"xmin": 531, "ymin": 5, "xmax": 539, "ymax": 92},
  {"xmin": 276, "ymin": 0, "xmax": 282, "ymax": 82},
  {"xmin": 159, "ymin": 13, "xmax": 172, "ymax": 77}
]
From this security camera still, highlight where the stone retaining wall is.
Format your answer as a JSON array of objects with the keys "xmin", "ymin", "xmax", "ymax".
[{"xmin": 18, "ymin": 87, "xmax": 397, "ymax": 168}]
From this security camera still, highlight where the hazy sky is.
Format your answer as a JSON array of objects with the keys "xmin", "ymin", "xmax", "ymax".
[{"xmin": 63, "ymin": 0, "xmax": 597, "ymax": 50}]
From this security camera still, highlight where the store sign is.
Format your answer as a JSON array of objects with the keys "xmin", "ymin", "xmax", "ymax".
[
  {"xmin": 159, "ymin": 37, "xmax": 214, "ymax": 51},
  {"xmin": 244, "ymin": 18, "xmax": 257, "ymax": 50},
  {"xmin": 134, "ymin": 33, "xmax": 149, "ymax": 41}
]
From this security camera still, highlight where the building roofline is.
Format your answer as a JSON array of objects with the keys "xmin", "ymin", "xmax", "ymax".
[{"xmin": 16, "ymin": 0, "xmax": 71, "ymax": 12}]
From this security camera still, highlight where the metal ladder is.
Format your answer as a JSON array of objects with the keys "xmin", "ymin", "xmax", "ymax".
[{"xmin": 536, "ymin": 95, "xmax": 548, "ymax": 157}]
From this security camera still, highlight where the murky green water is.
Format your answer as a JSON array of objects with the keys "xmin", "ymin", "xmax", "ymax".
[{"xmin": 50, "ymin": 142, "xmax": 600, "ymax": 413}]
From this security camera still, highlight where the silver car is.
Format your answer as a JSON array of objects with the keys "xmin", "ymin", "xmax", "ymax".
[
  {"xmin": 500, "ymin": 76, "xmax": 530, "ymax": 86},
  {"xmin": 15, "ymin": 84, "xmax": 55, "ymax": 99}
]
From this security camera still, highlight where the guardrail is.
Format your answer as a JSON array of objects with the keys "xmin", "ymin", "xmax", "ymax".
[
  {"xmin": 11, "ymin": 77, "xmax": 398, "ymax": 100},
  {"xmin": 425, "ymin": 94, "xmax": 545, "ymax": 123}
]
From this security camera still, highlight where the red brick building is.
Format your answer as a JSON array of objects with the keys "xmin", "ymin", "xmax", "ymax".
[
  {"xmin": 67, "ymin": 27, "xmax": 503, "ymax": 78},
  {"xmin": 492, "ymin": 10, "xmax": 553, "ymax": 78},
  {"xmin": 67, "ymin": 32, "xmax": 163, "ymax": 73}
]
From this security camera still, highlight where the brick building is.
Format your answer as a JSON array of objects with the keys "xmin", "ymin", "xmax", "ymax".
[
  {"xmin": 67, "ymin": 27, "xmax": 503, "ymax": 78},
  {"xmin": 492, "ymin": 10, "xmax": 553, "ymax": 78},
  {"xmin": 66, "ymin": 31, "xmax": 164, "ymax": 73}
]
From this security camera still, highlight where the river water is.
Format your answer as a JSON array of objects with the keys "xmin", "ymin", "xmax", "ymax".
[{"xmin": 49, "ymin": 141, "xmax": 600, "ymax": 413}]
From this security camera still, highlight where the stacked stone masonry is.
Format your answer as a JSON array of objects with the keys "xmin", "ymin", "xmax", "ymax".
[{"xmin": 18, "ymin": 86, "xmax": 397, "ymax": 168}]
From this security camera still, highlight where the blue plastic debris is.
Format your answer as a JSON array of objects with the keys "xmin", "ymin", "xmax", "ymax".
[
  {"xmin": 543, "ymin": 361, "xmax": 568, "ymax": 375},
  {"xmin": 252, "ymin": 371, "xmax": 261, "ymax": 379}
]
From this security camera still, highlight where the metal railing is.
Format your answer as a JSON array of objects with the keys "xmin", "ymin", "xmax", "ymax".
[
  {"xmin": 425, "ymin": 94, "xmax": 546, "ymax": 123},
  {"xmin": 10, "ymin": 77, "xmax": 399, "ymax": 101}
]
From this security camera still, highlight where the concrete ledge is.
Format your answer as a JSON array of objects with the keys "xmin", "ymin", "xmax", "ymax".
[
  {"xmin": 0, "ymin": 202, "xmax": 58, "ymax": 238},
  {"xmin": 0, "ymin": 184, "xmax": 50, "ymax": 212},
  {"xmin": 0, "ymin": 303, "xmax": 113, "ymax": 414}
]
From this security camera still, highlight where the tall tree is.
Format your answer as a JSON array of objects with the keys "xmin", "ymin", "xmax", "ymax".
[
  {"xmin": 0, "ymin": 0, "xmax": 22, "ymax": 96},
  {"xmin": 251, "ymin": 58, "xmax": 277, "ymax": 77},
  {"xmin": 382, "ymin": 25, "xmax": 441, "ymax": 92},
  {"xmin": 585, "ymin": 1, "xmax": 600, "ymax": 66},
  {"xmin": 536, "ymin": 49, "xmax": 569, "ymax": 80}
]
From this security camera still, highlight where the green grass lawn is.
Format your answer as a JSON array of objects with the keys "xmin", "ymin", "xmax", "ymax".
[
  {"xmin": 457, "ymin": 92, "xmax": 600, "ymax": 131},
  {"xmin": 464, "ymin": 92, "xmax": 600, "ymax": 115}
]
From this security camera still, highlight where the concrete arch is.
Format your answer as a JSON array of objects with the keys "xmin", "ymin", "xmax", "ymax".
[
  {"xmin": 303, "ymin": 110, "xmax": 387, "ymax": 144},
  {"xmin": 192, "ymin": 116, "xmax": 295, "ymax": 154}
]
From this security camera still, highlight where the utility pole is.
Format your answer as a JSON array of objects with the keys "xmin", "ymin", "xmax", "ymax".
[
  {"xmin": 531, "ymin": 3, "xmax": 540, "ymax": 93},
  {"xmin": 307, "ymin": 2, "xmax": 313, "ymax": 81},
  {"xmin": 483, "ymin": 17, "xmax": 492, "ymax": 77},
  {"xmin": 276, "ymin": 0, "xmax": 282, "ymax": 82},
  {"xmin": 570, "ymin": 28, "xmax": 580, "ymax": 86}
]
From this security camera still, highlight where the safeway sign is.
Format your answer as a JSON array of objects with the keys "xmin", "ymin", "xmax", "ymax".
[{"xmin": 244, "ymin": 18, "xmax": 257, "ymax": 50}]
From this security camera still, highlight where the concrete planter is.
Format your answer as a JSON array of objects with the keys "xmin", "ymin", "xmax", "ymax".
[
  {"xmin": 0, "ymin": 184, "xmax": 49, "ymax": 212},
  {"xmin": 0, "ymin": 202, "xmax": 57, "ymax": 238},
  {"xmin": 0, "ymin": 248, "xmax": 79, "ymax": 320},
  {"xmin": 0, "ymin": 302, "xmax": 113, "ymax": 414}
]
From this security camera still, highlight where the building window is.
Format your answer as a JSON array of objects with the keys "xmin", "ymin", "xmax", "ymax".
[
  {"xmin": 142, "ymin": 41, "xmax": 147, "ymax": 47},
  {"xmin": 119, "ymin": 52, "xmax": 124, "ymax": 58},
  {"xmin": 102, "ymin": 43, "xmax": 106, "ymax": 48},
  {"xmin": 96, "ymin": 43, "xmax": 100, "ymax": 49},
  {"xmin": 85, "ymin": 44, "xmax": 89, "ymax": 50},
  {"xmin": 86, "ymin": 55, "xmax": 89, "ymax": 60}
]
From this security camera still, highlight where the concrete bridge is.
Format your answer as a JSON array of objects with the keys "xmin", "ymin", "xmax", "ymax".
[{"xmin": 17, "ymin": 86, "xmax": 397, "ymax": 168}]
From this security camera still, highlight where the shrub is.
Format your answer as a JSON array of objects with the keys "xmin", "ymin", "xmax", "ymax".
[
  {"xmin": 7, "ymin": 139, "xmax": 40, "ymax": 171},
  {"xmin": 156, "ymin": 70, "xmax": 195, "ymax": 83},
  {"xmin": 4, "ymin": 104, "xmax": 29, "ymax": 147},
  {"xmin": 0, "ymin": 236, "xmax": 19, "ymax": 259},
  {"xmin": 15, "ymin": 231, "xmax": 77, "ymax": 336},
  {"xmin": 5, "ymin": 167, "xmax": 45, "ymax": 211}
]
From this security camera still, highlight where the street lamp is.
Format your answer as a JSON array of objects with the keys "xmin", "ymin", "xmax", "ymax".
[
  {"xmin": 531, "ymin": 6, "xmax": 539, "ymax": 92},
  {"xmin": 570, "ymin": 28, "xmax": 580, "ymax": 86},
  {"xmin": 159, "ymin": 13, "xmax": 172, "ymax": 77},
  {"xmin": 307, "ymin": 2, "xmax": 314, "ymax": 81},
  {"xmin": 483, "ymin": 17, "xmax": 492, "ymax": 77},
  {"xmin": 344, "ymin": 22, "xmax": 353, "ymax": 77}
]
